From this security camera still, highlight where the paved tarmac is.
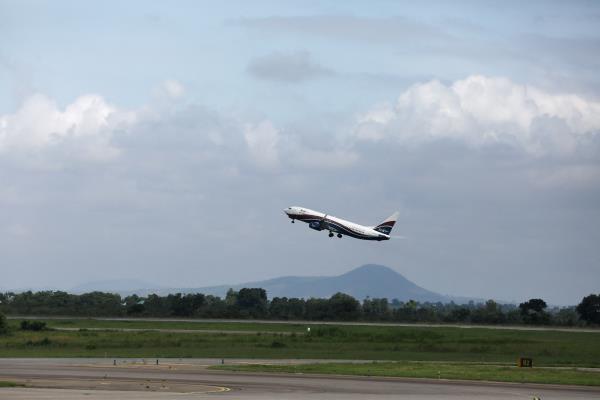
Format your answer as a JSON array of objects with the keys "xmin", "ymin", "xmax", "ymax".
[{"xmin": 1, "ymin": 358, "xmax": 599, "ymax": 399}]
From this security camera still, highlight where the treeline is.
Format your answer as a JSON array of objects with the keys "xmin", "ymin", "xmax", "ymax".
[{"xmin": 0, "ymin": 290, "xmax": 598, "ymax": 327}]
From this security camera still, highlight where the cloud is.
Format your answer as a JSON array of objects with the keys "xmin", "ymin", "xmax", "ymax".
[
  {"xmin": 355, "ymin": 75, "xmax": 600, "ymax": 156},
  {"xmin": 0, "ymin": 79, "xmax": 598, "ymax": 305},
  {"xmin": 236, "ymin": 15, "xmax": 451, "ymax": 45},
  {"xmin": 0, "ymin": 85, "xmax": 356, "ymax": 173},
  {"xmin": 529, "ymin": 163, "xmax": 600, "ymax": 189},
  {"xmin": 0, "ymin": 93, "xmax": 135, "ymax": 166},
  {"xmin": 3, "ymin": 75, "xmax": 598, "ymax": 183},
  {"xmin": 247, "ymin": 51, "xmax": 332, "ymax": 83},
  {"xmin": 159, "ymin": 79, "xmax": 185, "ymax": 99},
  {"xmin": 243, "ymin": 120, "xmax": 280, "ymax": 168},
  {"xmin": 4, "ymin": 223, "xmax": 30, "ymax": 238},
  {"xmin": 0, "ymin": 80, "xmax": 206, "ymax": 169},
  {"xmin": 290, "ymin": 148, "xmax": 359, "ymax": 169}
]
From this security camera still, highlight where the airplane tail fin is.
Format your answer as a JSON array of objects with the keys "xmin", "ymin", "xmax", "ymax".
[{"xmin": 373, "ymin": 211, "xmax": 399, "ymax": 235}]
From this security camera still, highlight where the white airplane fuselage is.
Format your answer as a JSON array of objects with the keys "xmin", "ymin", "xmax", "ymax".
[{"xmin": 284, "ymin": 206, "xmax": 395, "ymax": 241}]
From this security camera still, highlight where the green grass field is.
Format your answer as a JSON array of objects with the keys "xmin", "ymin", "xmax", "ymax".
[
  {"xmin": 6, "ymin": 318, "xmax": 306, "ymax": 333},
  {"xmin": 212, "ymin": 362, "xmax": 600, "ymax": 386},
  {"xmin": 0, "ymin": 381, "xmax": 21, "ymax": 388},
  {"xmin": 1, "ymin": 320, "xmax": 599, "ymax": 367}
]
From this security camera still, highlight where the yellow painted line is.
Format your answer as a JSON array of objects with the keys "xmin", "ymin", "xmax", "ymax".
[
  {"xmin": 188, "ymin": 386, "xmax": 231, "ymax": 394},
  {"xmin": 4, "ymin": 376, "xmax": 228, "ymax": 394},
  {"xmin": 187, "ymin": 382, "xmax": 233, "ymax": 394}
]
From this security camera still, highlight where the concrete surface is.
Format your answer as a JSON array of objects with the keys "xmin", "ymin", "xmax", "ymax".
[{"xmin": 0, "ymin": 358, "xmax": 599, "ymax": 399}]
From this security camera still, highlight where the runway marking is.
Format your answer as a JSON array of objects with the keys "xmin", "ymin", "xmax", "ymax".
[
  {"xmin": 188, "ymin": 386, "xmax": 231, "ymax": 394},
  {"xmin": 0, "ymin": 375, "xmax": 228, "ymax": 394}
]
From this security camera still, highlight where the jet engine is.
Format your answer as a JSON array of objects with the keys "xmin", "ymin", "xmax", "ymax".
[{"xmin": 309, "ymin": 221, "xmax": 324, "ymax": 231}]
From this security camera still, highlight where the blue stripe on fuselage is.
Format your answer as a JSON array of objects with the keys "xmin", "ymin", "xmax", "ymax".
[{"xmin": 291, "ymin": 213, "xmax": 387, "ymax": 240}]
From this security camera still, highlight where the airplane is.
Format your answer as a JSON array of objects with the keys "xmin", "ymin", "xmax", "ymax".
[{"xmin": 284, "ymin": 206, "xmax": 399, "ymax": 241}]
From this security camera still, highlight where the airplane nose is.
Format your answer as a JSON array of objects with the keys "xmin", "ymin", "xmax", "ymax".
[{"xmin": 283, "ymin": 208, "xmax": 290, "ymax": 215}]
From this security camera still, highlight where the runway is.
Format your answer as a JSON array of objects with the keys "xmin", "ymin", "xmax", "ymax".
[{"xmin": 1, "ymin": 358, "xmax": 599, "ymax": 399}]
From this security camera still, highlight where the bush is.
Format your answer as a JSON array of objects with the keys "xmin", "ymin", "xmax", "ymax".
[
  {"xmin": 312, "ymin": 326, "xmax": 343, "ymax": 337},
  {"xmin": 20, "ymin": 320, "xmax": 47, "ymax": 331},
  {"xmin": 0, "ymin": 312, "xmax": 8, "ymax": 334},
  {"xmin": 577, "ymin": 294, "xmax": 600, "ymax": 325},
  {"xmin": 26, "ymin": 337, "xmax": 52, "ymax": 346}
]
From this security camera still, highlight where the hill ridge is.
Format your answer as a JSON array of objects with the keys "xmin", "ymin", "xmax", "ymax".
[{"xmin": 110, "ymin": 264, "xmax": 463, "ymax": 303}]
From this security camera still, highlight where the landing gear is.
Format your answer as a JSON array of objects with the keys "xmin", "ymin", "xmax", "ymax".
[
  {"xmin": 328, "ymin": 232, "xmax": 334, "ymax": 238},
  {"xmin": 291, "ymin": 219, "xmax": 295, "ymax": 223},
  {"xmin": 337, "ymin": 233, "xmax": 342, "ymax": 238}
]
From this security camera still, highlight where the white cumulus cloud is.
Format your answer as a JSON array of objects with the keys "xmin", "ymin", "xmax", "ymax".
[
  {"xmin": 355, "ymin": 75, "xmax": 600, "ymax": 156},
  {"xmin": 243, "ymin": 120, "xmax": 280, "ymax": 168},
  {"xmin": 0, "ymin": 93, "xmax": 135, "ymax": 164}
]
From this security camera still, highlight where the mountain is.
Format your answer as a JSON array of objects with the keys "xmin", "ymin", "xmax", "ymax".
[
  {"xmin": 130, "ymin": 265, "xmax": 460, "ymax": 303},
  {"xmin": 66, "ymin": 265, "xmax": 478, "ymax": 303}
]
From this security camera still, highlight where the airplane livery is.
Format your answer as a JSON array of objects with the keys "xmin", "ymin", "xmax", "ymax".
[{"xmin": 284, "ymin": 206, "xmax": 399, "ymax": 241}]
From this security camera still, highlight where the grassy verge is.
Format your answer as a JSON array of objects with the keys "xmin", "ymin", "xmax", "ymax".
[
  {"xmin": 6, "ymin": 318, "xmax": 307, "ymax": 333},
  {"xmin": 0, "ymin": 381, "xmax": 22, "ymax": 387},
  {"xmin": 211, "ymin": 362, "xmax": 600, "ymax": 386},
  {"xmin": 1, "ymin": 323, "xmax": 599, "ymax": 367}
]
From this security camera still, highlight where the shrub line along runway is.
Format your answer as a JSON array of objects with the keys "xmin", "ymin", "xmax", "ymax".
[
  {"xmin": 51, "ymin": 327, "xmax": 299, "ymax": 335},
  {"xmin": 8, "ymin": 316, "xmax": 600, "ymax": 333},
  {"xmin": 1, "ymin": 358, "xmax": 600, "ymax": 399}
]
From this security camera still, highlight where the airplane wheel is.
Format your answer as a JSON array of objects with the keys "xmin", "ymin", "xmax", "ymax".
[
  {"xmin": 291, "ymin": 220, "xmax": 295, "ymax": 223},
  {"xmin": 337, "ymin": 234, "xmax": 342, "ymax": 238},
  {"xmin": 328, "ymin": 232, "xmax": 334, "ymax": 237}
]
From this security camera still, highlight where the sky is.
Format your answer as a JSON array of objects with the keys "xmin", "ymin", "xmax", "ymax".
[{"xmin": 1, "ymin": 1, "xmax": 599, "ymax": 305}]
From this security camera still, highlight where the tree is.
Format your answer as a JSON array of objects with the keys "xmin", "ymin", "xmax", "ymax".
[
  {"xmin": 269, "ymin": 297, "xmax": 305, "ymax": 320},
  {"xmin": 168, "ymin": 293, "xmax": 205, "ymax": 317},
  {"xmin": 576, "ymin": 294, "xmax": 600, "ymax": 325},
  {"xmin": 444, "ymin": 307, "xmax": 470, "ymax": 323},
  {"xmin": 504, "ymin": 309, "xmax": 522, "ymax": 324},
  {"xmin": 0, "ymin": 312, "xmax": 7, "ymax": 335},
  {"xmin": 76, "ymin": 292, "xmax": 122, "ymax": 316},
  {"xmin": 471, "ymin": 300, "xmax": 506, "ymax": 324},
  {"xmin": 144, "ymin": 294, "xmax": 170, "ymax": 316},
  {"xmin": 328, "ymin": 293, "xmax": 360, "ymax": 321},
  {"xmin": 20, "ymin": 320, "xmax": 47, "ymax": 331},
  {"xmin": 126, "ymin": 302, "xmax": 145, "ymax": 315},
  {"xmin": 198, "ymin": 295, "xmax": 227, "ymax": 318},
  {"xmin": 269, "ymin": 297, "xmax": 291, "ymax": 320},
  {"xmin": 124, "ymin": 295, "xmax": 145, "ymax": 315},
  {"xmin": 554, "ymin": 307, "xmax": 579, "ymax": 326},
  {"xmin": 394, "ymin": 300, "xmax": 418, "ymax": 322},
  {"xmin": 286, "ymin": 298, "xmax": 306, "ymax": 320},
  {"xmin": 362, "ymin": 298, "xmax": 390, "ymax": 321},
  {"xmin": 236, "ymin": 288, "xmax": 268, "ymax": 318},
  {"xmin": 416, "ymin": 304, "xmax": 437, "ymax": 322},
  {"xmin": 519, "ymin": 298, "xmax": 549, "ymax": 324},
  {"xmin": 305, "ymin": 298, "xmax": 331, "ymax": 320},
  {"xmin": 225, "ymin": 289, "xmax": 238, "ymax": 306}
]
